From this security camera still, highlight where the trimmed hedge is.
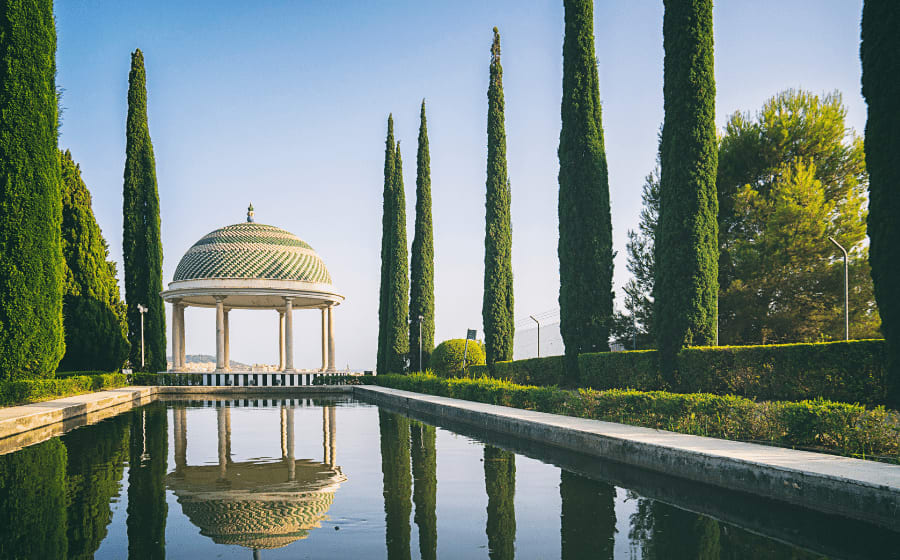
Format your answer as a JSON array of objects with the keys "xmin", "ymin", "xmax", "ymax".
[
  {"xmin": 374, "ymin": 373, "xmax": 900, "ymax": 462},
  {"xmin": 0, "ymin": 373, "xmax": 127, "ymax": 407},
  {"xmin": 472, "ymin": 340, "xmax": 888, "ymax": 406},
  {"xmin": 431, "ymin": 339, "xmax": 486, "ymax": 377}
]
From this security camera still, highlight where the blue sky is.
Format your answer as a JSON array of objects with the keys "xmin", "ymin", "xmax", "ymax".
[{"xmin": 55, "ymin": 1, "xmax": 867, "ymax": 370}]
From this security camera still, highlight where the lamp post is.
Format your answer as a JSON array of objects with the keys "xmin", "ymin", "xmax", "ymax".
[
  {"xmin": 137, "ymin": 304, "xmax": 148, "ymax": 369},
  {"xmin": 828, "ymin": 237, "xmax": 849, "ymax": 340},
  {"xmin": 417, "ymin": 315, "xmax": 424, "ymax": 373},
  {"xmin": 529, "ymin": 315, "xmax": 541, "ymax": 358}
]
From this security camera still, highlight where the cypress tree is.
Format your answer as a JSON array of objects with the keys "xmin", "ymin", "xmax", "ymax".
[
  {"xmin": 655, "ymin": 0, "xmax": 718, "ymax": 377},
  {"xmin": 483, "ymin": 27, "xmax": 515, "ymax": 366},
  {"xmin": 861, "ymin": 1, "xmax": 900, "ymax": 406},
  {"xmin": 483, "ymin": 445, "xmax": 515, "ymax": 560},
  {"xmin": 387, "ymin": 143, "xmax": 410, "ymax": 373},
  {"xmin": 377, "ymin": 115, "xmax": 396, "ymax": 374},
  {"xmin": 123, "ymin": 49, "xmax": 166, "ymax": 373},
  {"xmin": 59, "ymin": 150, "xmax": 129, "ymax": 372},
  {"xmin": 409, "ymin": 100, "xmax": 435, "ymax": 372},
  {"xmin": 0, "ymin": 0, "xmax": 65, "ymax": 380},
  {"xmin": 558, "ymin": 0, "xmax": 614, "ymax": 382}
]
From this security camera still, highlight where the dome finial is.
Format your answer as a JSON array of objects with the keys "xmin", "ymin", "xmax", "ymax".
[{"xmin": 247, "ymin": 203, "xmax": 255, "ymax": 223}]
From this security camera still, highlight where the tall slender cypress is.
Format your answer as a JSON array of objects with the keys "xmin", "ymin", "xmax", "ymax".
[
  {"xmin": 60, "ymin": 150, "xmax": 129, "ymax": 372},
  {"xmin": 123, "ymin": 49, "xmax": 165, "ymax": 372},
  {"xmin": 655, "ymin": 0, "xmax": 718, "ymax": 378},
  {"xmin": 409, "ymin": 101, "xmax": 435, "ymax": 372},
  {"xmin": 483, "ymin": 445, "xmax": 515, "ymax": 560},
  {"xmin": 377, "ymin": 116, "xmax": 396, "ymax": 374},
  {"xmin": 861, "ymin": 1, "xmax": 900, "ymax": 406},
  {"xmin": 387, "ymin": 143, "xmax": 410, "ymax": 373},
  {"xmin": 558, "ymin": 0, "xmax": 614, "ymax": 382},
  {"xmin": 483, "ymin": 27, "xmax": 515, "ymax": 366},
  {"xmin": 0, "ymin": 0, "xmax": 65, "ymax": 380}
]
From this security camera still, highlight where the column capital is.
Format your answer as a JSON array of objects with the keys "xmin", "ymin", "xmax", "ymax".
[
  {"xmin": 214, "ymin": 295, "xmax": 226, "ymax": 304},
  {"xmin": 283, "ymin": 296, "xmax": 294, "ymax": 304}
]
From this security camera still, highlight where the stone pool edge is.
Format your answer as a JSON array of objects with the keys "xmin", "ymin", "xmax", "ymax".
[{"xmin": 354, "ymin": 385, "xmax": 900, "ymax": 532}]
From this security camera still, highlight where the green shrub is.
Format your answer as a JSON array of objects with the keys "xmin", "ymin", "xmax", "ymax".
[
  {"xmin": 431, "ymin": 339, "xmax": 486, "ymax": 377},
  {"xmin": 489, "ymin": 356, "xmax": 567, "ymax": 386},
  {"xmin": 373, "ymin": 373, "xmax": 899, "ymax": 462},
  {"xmin": 0, "ymin": 373, "xmax": 127, "ymax": 407},
  {"xmin": 312, "ymin": 375, "xmax": 376, "ymax": 386},
  {"xmin": 676, "ymin": 340, "xmax": 886, "ymax": 404},
  {"xmin": 476, "ymin": 340, "xmax": 888, "ymax": 406},
  {"xmin": 578, "ymin": 350, "xmax": 662, "ymax": 390}
]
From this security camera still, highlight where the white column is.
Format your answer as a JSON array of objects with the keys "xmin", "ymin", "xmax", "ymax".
[
  {"xmin": 224, "ymin": 309, "xmax": 231, "ymax": 371},
  {"xmin": 321, "ymin": 308, "xmax": 328, "ymax": 371},
  {"xmin": 179, "ymin": 304, "xmax": 186, "ymax": 370},
  {"xmin": 215, "ymin": 297, "xmax": 226, "ymax": 372},
  {"xmin": 284, "ymin": 297, "xmax": 295, "ymax": 372},
  {"xmin": 217, "ymin": 406, "xmax": 228, "ymax": 480},
  {"xmin": 286, "ymin": 406, "xmax": 296, "ymax": 481},
  {"xmin": 278, "ymin": 311, "xmax": 285, "ymax": 371},
  {"xmin": 327, "ymin": 305, "xmax": 336, "ymax": 371},
  {"xmin": 170, "ymin": 301, "xmax": 180, "ymax": 372}
]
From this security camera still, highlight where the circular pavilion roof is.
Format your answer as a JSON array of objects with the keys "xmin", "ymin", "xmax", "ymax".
[
  {"xmin": 161, "ymin": 209, "xmax": 343, "ymax": 309},
  {"xmin": 173, "ymin": 222, "xmax": 332, "ymax": 284}
]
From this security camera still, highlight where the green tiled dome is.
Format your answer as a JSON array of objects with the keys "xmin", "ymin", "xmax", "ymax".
[{"xmin": 173, "ymin": 223, "xmax": 332, "ymax": 284}]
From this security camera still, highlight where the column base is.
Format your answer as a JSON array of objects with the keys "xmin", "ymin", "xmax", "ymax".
[{"xmin": 283, "ymin": 368, "xmax": 296, "ymax": 373}]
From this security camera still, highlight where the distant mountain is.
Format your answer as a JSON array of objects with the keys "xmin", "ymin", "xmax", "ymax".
[{"xmin": 166, "ymin": 354, "xmax": 252, "ymax": 370}]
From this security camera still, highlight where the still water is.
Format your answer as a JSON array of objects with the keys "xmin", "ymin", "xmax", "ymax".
[{"xmin": 0, "ymin": 396, "xmax": 896, "ymax": 559}]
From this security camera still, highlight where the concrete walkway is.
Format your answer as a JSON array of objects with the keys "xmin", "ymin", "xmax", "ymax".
[{"xmin": 356, "ymin": 385, "xmax": 900, "ymax": 531}]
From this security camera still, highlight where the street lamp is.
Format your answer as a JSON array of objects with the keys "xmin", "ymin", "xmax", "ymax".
[
  {"xmin": 828, "ymin": 237, "xmax": 849, "ymax": 341},
  {"xmin": 529, "ymin": 315, "xmax": 541, "ymax": 358},
  {"xmin": 137, "ymin": 304, "xmax": 148, "ymax": 369},
  {"xmin": 417, "ymin": 315, "xmax": 424, "ymax": 373}
]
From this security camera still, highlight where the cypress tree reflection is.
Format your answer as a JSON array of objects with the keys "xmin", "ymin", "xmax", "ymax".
[
  {"xmin": 379, "ymin": 410, "xmax": 412, "ymax": 560},
  {"xmin": 559, "ymin": 470, "xmax": 616, "ymax": 559},
  {"xmin": 630, "ymin": 500, "xmax": 720, "ymax": 560},
  {"xmin": 410, "ymin": 421, "xmax": 437, "ymax": 560},
  {"xmin": 483, "ymin": 445, "xmax": 515, "ymax": 560},
  {"xmin": 62, "ymin": 414, "xmax": 129, "ymax": 559},
  {"xmin": 127, "ymin": 403, "xmax": 168, "ymax": 559},
  {"xmin": 0, "ymin": 438, "xmax": 68, "ymax": 559}
]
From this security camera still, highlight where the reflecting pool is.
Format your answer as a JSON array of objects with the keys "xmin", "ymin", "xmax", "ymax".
[{"xmin": 0, "ymin": 396, "xmax": 896, "ymax": 559}]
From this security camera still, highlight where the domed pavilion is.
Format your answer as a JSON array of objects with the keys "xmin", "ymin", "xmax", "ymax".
[{"xmin": 161, "ymin": 205, "xmax": 344, "ymax": 383}]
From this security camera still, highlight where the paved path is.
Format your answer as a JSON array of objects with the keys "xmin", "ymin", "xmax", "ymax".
[{"xmin": 356, "ymin": 385, "xmax": 900, "ymax": 531}]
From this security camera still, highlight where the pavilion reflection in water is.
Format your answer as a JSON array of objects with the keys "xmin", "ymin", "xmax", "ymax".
[{"xmin": 167, "ymin": 403, "xmax": 345, "ymax": 556}]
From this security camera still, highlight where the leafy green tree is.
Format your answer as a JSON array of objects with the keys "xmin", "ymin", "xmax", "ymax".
[
  {"xmin": 483, "ymin": 27, "xmax": 515, "ymax": 367},
  {"xmin": 127, "ymin": 403, "xmax": 167, "ymax": 559},
  {"xmin": 377, "ymin": 115, "xmax": 396, "ymax": 375},
  {"xmin": 410, "ymin": 101, "xmax": 435, "ymax": 372},
  {"xmin": 386, "ymin": 142, "xmax": 410, "ymax": 373},
  {"xmin": 0, "ymin": 439, "xmax": 68, "ymax": 559},
  {"xmin": 59, "ymin": 150, "xmax": 129, "ymax": 372},
  {"xmin": 861, "ymin": 1, "xmax": 900, "ymax": 406},
  {"xmin": 63, "ymin": 412, "xmax": 129, "ymax": 559},
  {"xmin": 0, "ymin": 0, "xmax": 65, "ymax": 380},
  {"xmin": 123, "ymin": 49, "xmax": 165, "ymax": 372},
  {"xmin": 612, "ymin": 162, "xmax": 660, "ymax": 350},
  {"xmin": 717, "ymin": 91, "xmax": 878, "ymax": 344},
  {"xmin": 410, "ymin": 421, "xmax": 437, "ymax": 560},
  {"xmin": 558, "ymin": 0, "xmax": 614, "ymax": 381},
  {"xmin": 379, "ymin": 410, "xmax": 412, "ymax": 560},
  {"xmin": 483, "ymin": 445, "xmax": 515, "ymax": 560},
  {"xmin": 655, "ymin": 0, "xmax": 718, "ymax": 375}
]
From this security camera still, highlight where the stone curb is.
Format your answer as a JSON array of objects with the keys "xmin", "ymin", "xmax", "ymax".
[{"xmin": 355, "ymin": 385, "xmax": 900, "ymax": 531}]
